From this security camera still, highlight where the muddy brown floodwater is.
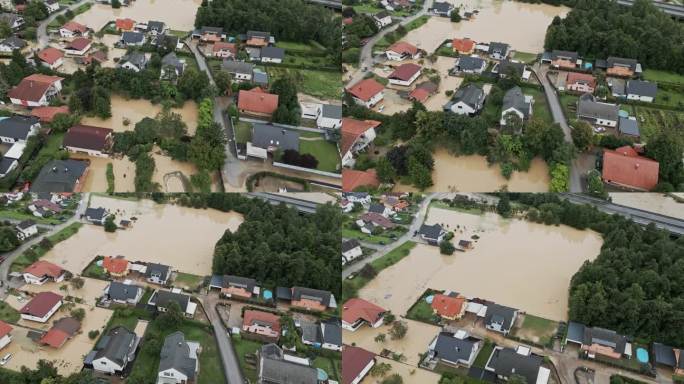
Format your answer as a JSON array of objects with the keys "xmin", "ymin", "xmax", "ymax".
[
  {"xmin": 359, "ymin": 207, "xmax": 603, "ymax": 321},
  {"xmin": 609, "ymin": 193, "xmax": 684, "ymax": 220},
  {"xmin": 72, "ymin": 0, "xmax": 201, "ymax": 32},
  {"xmin": 394, "ymin": 149, "xmax": 550, "ymax": 192},
  {"xmin": 403, "ymin": 0, "xmax": 569, "ymax": 54},
  {"xmin": 42, "ymin": 195, "xmax": 243, "ymax": 275}
]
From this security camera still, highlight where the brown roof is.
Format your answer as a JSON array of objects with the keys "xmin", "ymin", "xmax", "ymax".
[
  {"xmin": 567, "ymin": 72, "xmax": 596, "ymax": 88},
  {"xmin": 237, "ymin": 89, "xmax": 279, "ymax": 116},
  {"xmin": 387, "ymin": 41, "xmax": 418, "ymax": 56},
  {"xmin": 243, "ymin": 310, "xmax": 281, "ymax": 333},
  {"xmin": 409, "ymin": 87, "xmax": 430, "ymax": 102},
  {"xmin": 602, "ymin": 146, "xmax": 659, "ymax": 191},
  {"xmin": 431, "ymin": 294, "xmax": 466, "ymax": 318},
  {"xmin": 20, "ymin": 292, "xmax": 62, "ymax": 318},
  {"xmin": 31, "ymin": 106, "xmax": 69, "ymax": 122},
  {"xmin": 63, "ymin": 124, "xmax": 113, "ymax": 151},
  {"xmin": 340, "ymin": 118, "xmax": 381, "ymax": 156},
  {"xmin": 342, "ymin": 345, "xmax": 375, "ymax": 384},
  {"xmin": 360, "ymin": 212, "xmax": 395, "ymax": 229},
  {"xmin": 8, "ymin": 74, "xmax": 64, "ymax": 102},
  {"xmin": 389, "ymin": 63, "xmax": 421, "ymax": 81},
  {"xmin": 23, "ymin": 260, "xmax": 64, "ymax": 278},
  {"xmin": 66, "ymin": 37, "xmax": 91, "ymax": 51},
  {"xmin": 346, "ymin": 78, "xmax": 384, "ymax": 101},
  {"xmin": 0, "ymin": 320, "xmax": 12, "ymax": 338},
  {"xmin": 342, "ymin": 298, "xmax": 385, "ymax": 325},
  {"xmin": 39, "ymin": 317, "xmax": 80, "ymax": 348},
  {"xmin": 452, "ymin": 38, "xmax": 475, "ymax": 53},
  {"xmin": 37, "ymin": 47, "xmax": 63, "ymax": 64},
  {"xmin": 212, "ymin": 42, "xmax": 236, "ymax": 55},
  {"xmin": 103, "ymin": 256, "xmax": 128, "ymax": 274},
  {"xmin": 61, "ymin": 21, "xmax": 87, "ymax": 33},
  {"xmin": 342, "ymin": 169, "xmax": 379, "ymax": 192}
]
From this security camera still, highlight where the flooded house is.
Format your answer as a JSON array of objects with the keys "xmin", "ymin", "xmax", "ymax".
[
  {"xmin": 385, "ymin": 41, "xmax": 420, "ymax": 61},
  {"xmin": 340, "ymin": 118, "xmax": 379, "ymax": 168},
  {"xmin": 8, "ymin": 74, "xmax": 63, "ymax": 107},
  {"xmin": 237, "ymin": 88, "xmax": 279, "ymax": 120},
  {"xmin": 484, "ymin": 345, "xmax": 550, "ymax": 384},
  {"xmin": 102, "ymin": 255, "xmax": 129, "ymax": 277},
  {"xmin": 63, "ymin": 125, "xmax": 113, "ymax": 157},
  {"xmin": 342, "ymin": 238, "xmax": 362, "ymax": 265},
  {"xmin": 145, "ymin": 263, "xmax": 172, "ymax": 285},
  {"xmin": 500, "ymin": 86, "xmax": 533, "ymax": 127},
  {"xmin": 30, "ymin": 159, "xmax": 89, "ymax": 192},
  {"xmin": 22, "ymin": 260, "xmax": 65, "ymax": 285},
  {"xmin": 157, "ymin": 332, "xmax": 200, "ymax": 384},
  {"xmin": 488, "ymin": 42, "xmax": 510, "ymax": 60},
  {"xmin": 0, "ymin": 321, "xmax": 12, "ymax": 350},
  {"xmin": 419, "ymin": 223, "xmax": 446, "ymax": 245},
  {"xmin": 346, "ymin": 78, "xmax": 385, "ymax": 108},
  {"xmin": 242, "ymin": 309, "xmax": 281, "ymax": 341},
  {"xmin": 146, "ymin": 20, "xmax": 168, "ymax": 36},
  {"xmin": 64, "ymin": 37, "xmax": 92, "ymax": 56},
  {"xmin": 432, "ymin": 1, "xmax": 454, "ymax": 17},
  {"xmin": 38, "ymin": 317, "xmax": 80, "ymax": 349},
  {"xmin": 20, "ymin": 292, "xmax": 63, "ymax": 323},
  {"xmin": 103, "ymin": 281, "xmax": 143, "ymax": 305},
  {"xmin": 85, "ymin": 326, "xmax": 139, "ymax": 374},
  {"xmin": 342, "ymin": 345, "xmax": 375, "ymax": 384},
  {"xmin": 426, "ymin": 330, "xmax": 482, "ymax": 368},
  {"xmin": 341, "ymin": 298, "xmax": 386, "ymax": 331},
  {"xmin": 444, "ymin": 83, "xmax": 485, "ymax": 115},
  {"xmin": 452, "ymin": 38, "xmax": 475, "ymax": 55},
  {"xmin": 37, "ymin": 47, "xmax": 64, "ymax": 69},
  {"xmin": 85, "ymin": 206, "xmax": 110, "ymax": 224},
  {"xmin": 484, "ymin": 304, "xmax": 518, "ymax": 335},
  {"xmin": 388, "ymin": 63, "xmax": 422, "ymax": 87},
  {"xmin": 566, "ymin": 322, "xmax": 633, "ymax": 361},
  {"xmin": 115, "ymin": 18, "xmax": 136, "ymax": 31},
  {"xmin": 431, "ymin": 293, "xmax": 467, "ymax": 320}
]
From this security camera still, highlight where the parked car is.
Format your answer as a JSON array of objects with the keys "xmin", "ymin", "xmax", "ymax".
[{"xmin": 1, "ymin": 353, "xmax": 13, "ymax": 365}]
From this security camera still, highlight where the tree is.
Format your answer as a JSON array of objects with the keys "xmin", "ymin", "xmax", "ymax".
[
  {"xmin": 549, "ymin": 163, "xmax": 569, "ymax": 192},
  {"xmin": 70, "ymin": 308, "xmax": 85, "ymax": 321},
  {"xmin": 508, "ymin": 374, "xmax": 528, "ymax": 384},
  {"xmin": 374, "ymin": 333, "xmax": 386, "ymax": 343},
  {"xmin": 158, "ymin": 301, "xmax": 183, "ymax": 328},
  {"xmin": 647, "ymin": 130, "xmax": 684, "ymax": 187},
  {"xmin": 586, "ymin": 170, "xmax": 607, "ymax": 199},
  {"xmin": 496, "ymin": 194, "xmax": 512, "ymax": 218},
  {"xmin": 389, "ymin": 320, "xmax": 408, "ymax": 340},
  {"xmin": 50, "ymin": 113, "xmax": 80, "ymax": 133},
  {"xmin": 370, "ymin": 362, "xmax": 392, "ymax": 377},
  {"xmin": 408, "ymin": 157, "xmax": 433, "ymax": 190},
  {"xmin": 376, "ymin": 157, "xmax": 396, "ymax": 183},
  {"xmin": 0, "ymin": 21, "xmax": 11, "ymax": 39},
  {"xmin": 571, "ymin": 120, "xmax": 593, "ymax": 151},
  {"xmin": 104, "ymin": 215, "xmax": 117, "ymax": 232},
  {"xmin": 70, "ymin": 277, "xmax": 85, "ymax": 290},
  {"xmin": 111, "ymin": 0, "xmax": 121, "ymax": 8},
  {"xmin": 383, "ymin": 311, "xmax": 396, "ymax": 325},
  {"xmin": 381, "ymin": 374, "xmax": 404, "ymax": 384},
  {"xmin": 214, "ymin": 70, "xmax": 232, "ymax": 96},
  {"xmin": 178, "ymin": 68, "xmax": 210, "ymax": 100},
  {"xmin": 439, "ymin": 240, "xmax": 455, "ymax": 255},
  {"xmin": 450, "ymin": 11, "xmax": 461, "ymax": 22}
]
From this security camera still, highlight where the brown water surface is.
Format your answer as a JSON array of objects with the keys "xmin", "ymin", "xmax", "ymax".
[{"xmin": 73, "ymin": 0, "xmax": 201, "ymax": 31}]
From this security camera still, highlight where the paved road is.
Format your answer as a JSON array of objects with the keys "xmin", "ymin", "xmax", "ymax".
[
  {"xmin": 37, "ymin": 0, "xmax": 91, "ymax": 49},
  {"xmin": 532, "ymin": 64, "xmax": 583, "ymax": 193},
  {"xmin": 200, "ymin": 293, "xmax": 245, "ymax": 384},
  {"xmin": 347, "ymin": 0, "xmax": 433, "ymax": 86},
  {"xmin": 186, "ymin": 40, "xmax": 245, "ymax": 190}
]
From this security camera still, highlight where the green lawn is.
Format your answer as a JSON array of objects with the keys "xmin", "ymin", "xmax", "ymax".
[
  {"xmin": 430, "ymin": 200, "xmax": 484, "ymax": 215},
  {"xmin": 0, "ymin": 209, "xmax": 62, "ymax": 225},
  {"xmin": 512, "ymin": 51, "xmax": 538, "ymax": 64},
  {"xmin": 11, "ymin": 222, "xmax": 83, "ymax": 272},
  {"xmin": 313, "ymin": 356, "xmax": 341, "ymax": 382},
  {"xmin": 299, "ymin": 139, "xmax": 340, "ymax": 172},
  {"xmin": 341, "ymin": 228, "xmax": 393, "ymax": 244},
  {"xmin": 231, "ymin": 334, "xmax": 263, "ymax": 383},
  {"xmin": 83, "ymin": 257, "xmax": 107, "ymax": 280},
  {"xmin": 630, "ymin": 105, "xmax": 684, "ymax": 144},
  {"xmin": 643, "ymin": 69, "xmax": 684, "ymax": 85},
  {"xmin": 406, "ymin": 15, "xmax": 429, "ymax": 31},
  {"xmin": 513, "ymin": 314, "xmax": 558, "ymax": 346},
  {"xmin": 352, "ymin": 3, "xmax": 384, "ymax": 14},
  {"xmin": 276, "ymin": 41, "xmax": 316, "ymax": 51},
  {"xmin": 267, "ymin": 67, "xmax": 341, "ymax": 100},
  {"xmin": 472, "ymin": 340, "xmax": 494, "ymax": 369},
  {"xmin": 524, "ymin": 88, "xmax": 553, "ymax": 124},
  {"xmin": 405, "ymin": 297, "xmax": 438, "ymax": 323},
  {"xmin": 654, "ymin": 88, "xmax": 684, "ymax": 108},
  {"xmin": 559, "ymin": 93, "xmax": 579, "ymax": 119},
  {"xmin": 0, "ymin": 302, "xmax": 20, "ymax": 324},
  {"xmin": 104, "ymin": 306, "xmax": 147, "ymax": 333},
  {"xmin": 174, "ymin": 272, "xmax": 204, "ymax": 291}
]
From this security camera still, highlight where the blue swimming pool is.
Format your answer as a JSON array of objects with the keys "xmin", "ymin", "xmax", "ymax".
[{"xmin": 636, "ymin": 347, "xmax": 649, "ymax": 363}]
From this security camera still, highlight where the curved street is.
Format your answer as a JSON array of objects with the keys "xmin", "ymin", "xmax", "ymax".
[{"xmin": 37, "ymin": 0, "xmax": 91, "ymax": 49}]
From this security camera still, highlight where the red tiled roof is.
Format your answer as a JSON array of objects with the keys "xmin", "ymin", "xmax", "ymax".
[
  {"xmin": 63, "ymin": 124, "xmax": 113, "ymax": 151},
  {"xmin": 37, "ymin": 47, "xmax": 63, "ymax": 64},
  {"xmin": 39, "ymin": 328, "xmax": 70, "ymax": 348},
  {"xmin": 20, "ymin": 292, "xmax": 62, "ymax": 318},
  {"xmin": 31, "ymin": 106, "xmax": 69, "ymax": 123},
  {"xmin": 31, "ymin": 199, "xmax": 62, "ymax": 212},
  {"xmin": 61, "ymin": 21, "xmax": 87, "ymax": 33},
  {"xmin": 602, "ymin": 146, "xmax": 659, "ymax": 191},
  {"xmin": 115, "ymin": 18, "xmax": 135, "ymax": 30},
  {"xmin": 409, "ymin": 87, "xmax": 430, "ymax": 102},
  {"xmin": 340, "ymin": 118, "xmax": 381, "ymax": 156},
  {"xmin": 243, "ymin": 310, "xmax": 281, "ymax": 333},
  {"xmin": 567, "ymin": 72, "xmax": 596, "ymax": 88},
  {"xmin": 102, "ymin": 256, "xmax": 128, "ymax": 274},
  {"xmin": 237, "ymin": 89, "xmax": 279, "ymax": 116},
  {"xmin": 342, "ymin": 169, "xmax": 379, "ymax": 192},
  {"xmin": 389, "ymin": 63, "xmax": 421, "ymax": 81},
  {"xmin": 342, "ymin": 345, "xmax": 375, "ymax": 384},
  {"xmin": 212, "ymin": 42, "xmax": 236, "ymax": 55},
  {"xmin": 0, "ymin": 320, "xmax": 12, "ymax": 338},
  {"xmin": 8, "ymin": 74, "xmax": 63, "ymax": 102},
  {"xmin": 66, "ymin": 37, "xmax": 91, "ymax": 51},
  {"xmin": 360, "ymin": 212, "xmax": 395, "ymax": 229},
  {"xmin": 387, "ymin": 41, "xmax": 418, "ymax": 56},
  {"xmin": 431, "ymin": 294, "xmax": 466, "ymax": 318},
  {"xmin": 346, "ymin": 79, "xmax": 384, "ymax": 102},
  {"xmin": 24, "ymin": 260, "xmax": 64, "ymax": 279},
  {"xmin": 342, "ymin": 298, "xmax": 385, "ymax": 325},
  {"xmin": 452, "ymin": 38, "xmax": 475, "ymax": 53}
]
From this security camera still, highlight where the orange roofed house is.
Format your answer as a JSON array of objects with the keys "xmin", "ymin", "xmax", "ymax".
[
  {"xmin": 38, "ymin": 316, "xmax": 80, "ymax": 349},
  {"xmin": 340, "ymin": 118, "xmax": 380, "ymax": 168},
  {"xmin": 0, "ymin": 320, "xmax": 12, "ymax": 350},
  {"xmin": 23, "ymin": 260, "xmax": 65, "ymax": 285},
  {"xmin": 432, "ymin": 293, "xmax": 467, "ymax": 320},
  {"xmin": 237, "ymin": 87, "xmax": 279, "ymax": 120},
  {"xmin": 242, "ymin": 309, "xmax": 281, "ymax": 341},
  {"xmin": 452, "ymin": 38, "xmax": 475, "ymax": 54},
  {"xmin": 31, "ymin": 106, "xmax": 69, "ymax": 123},
  {"xmin": 385, "ymin": 41, "xmax": 420, "ymax": 61},
  {"xmin": 37, "ymin": 47, "xmax": 64, "ymax": 69},
  {"xmin": 342, "ymin": 169, "xmax": 379, "ymax": 192},
  {"xmin": 346, "ymin": 78, "xmax": 384, "ymax": 108},
  {"xmin": 8, "ymin": 74, "xmax": 64, "ymax": 107},
  {"xmin": 59, "ymin": 21, "xmax": 88, "ymax": 38},
  {"xmin": 566, "ymin": 72, "xmax": 597, "ymax": 94},
  {"xmin": 213, "ymin": 42, "xmax": 237, "ymax": 59},
  {"xmin": 103, "ymin": 256, "xmax": 129, "ymax": 277},
  {"xmin": 342, "ymin": 298, "xmax": 386, "ymax": 331},
  {"xmin": 602, "ymin": 146, "xmax": 659, "ymax": 191},
  {"xmin": 115, "ymin": 18, "xmax": 135, "ymax": 31}
]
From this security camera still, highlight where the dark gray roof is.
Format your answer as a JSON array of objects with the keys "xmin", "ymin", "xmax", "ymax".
[
  {"xmin": 85, "ymin": 207, "xmax": 107, "ymax": 220},
  {"xmin": 158, "ymin": 331, "xmax": 196, "ymax": 380},
  {"xmin": 161, "ymin": 52, "xmax": 184, "ymax": 74},
  {"xmin": 147, "ymin": 21, "xmax": 166, "ymax": 33},
  {"xmin": 261, "ymin": 46, "xmax": 285, "ymax": 60},
  {"xmin": 145, "ymin": 263, "xmax": 170, "ymax": 279},
  {"xmin": 607, "ymin": 57, "xmax": 637, "ymax": 71},
  {"xmin": 484, "ymin": 304, "xmax": 517, "ymax": 331},
  {"xmin": 619, "ymin": 117, "xmax": 639, "ymax": 136},
  {"xmin": 432, "ymin": 1, "xmax": 453, "ymax": 13},
  {"xmin": 30, "ymin": 159, "xmax": 88, "ymax": 192},
  {"xmin": 292, "ymin": 287, "xmax": 332, "ymax": 307},
  {"xmin": 0, "ymin": 157, "xmax": 16, "ymax": 174},
  {"xmin": 107, "ymin": 281, "xmax": 142, "ymax": 301},
  {"xmin": 253, "ymin": 69, "xmax": 269, "ymax": 85},
  {"xmin": 200, "ymin": 26, "xmax": 223, "ymax": 34},
  {"xmin": 566, "ymin": 321, "xmax": 585, "ymax": 344},
  {"xmin": 551, "ymin": 50, "xmax": 578, "ymax": 61},
  {"xmin": 155, "ymin": 290, "xmax": 190, "ymax": 310},
  {"xmin": 322, "ymin": 321, "xmax": 341, "ymax": 347},
  {"xmin": 94, "ymin": 326, "xmax": 137, "ymax": 366},
  {"xmin": 342, "ymin": 238, "xmax": 361, "ymax": 253},
  {"xmin": 1, "ymin": 36, "xmax": 26, "ymax": 49},
  {"xmin": 259, "ymin": 343, "xmax": 318, "ymax": 384},
  {"xmin": 419, "ymin": 223, "xmax": 443, "ymax": 240},
  {"xmin": 487, "ymin": 347, "xmax": 543, "ymax": 384},
  {"xmin": 653, "ymin": 343, "xmax": 676, "ymax": 367},
  {"xmin": 276, "ymin": 286, "xmax": 292, "ymax": 301},
  {"xmin": 582, "ymin": 326, "xmax": 628, "ymax": 354},
  {"xmin": 502, "ymin": 86, "xmax": 531, "ymax": 118},
  {"xmin": 0, "ymin": 115, "xmax": 39, "ymax": 141},
  {"xmin": 577, "ymin": 93, "xmax": 619, "ymax": 121},
  {"xmin": 368, "ymin": 203, "xmax": 385, "ymax": 214},
  {"xmin": 251, "ymin": 124, "xmax": 300, "ymax": 152},
  {"xmin": 301, "ymin": 322, "xmax": 320, "ymax": 344},
  {"xmin": 0, "ymin": 13, "xmax": 21, "ymax": 26},
  {"xmin": 456, "ymin": 56, "xmax": 486, "ymax": 71},
  {"xmin": 222, "ymin": 60, "xmax": 254, "ymax": 75},
  {"xmin": 498, "ymin": 60, "xmax": 526, "ymax": 78},
  {"xmin": 626, "ymin": 80, "xmax": 657, "ymax": 98},
  {"xmin": 247, "ymin": 30, "xmax": 270, "ymax": 40},
  {"xmin": 451, "ymin": 83, "xmax": 485, "ymax": 110},
  {"xmin": 489, "ymin": 42, "xmax": 509, "ymax": 55},
  {"xmin": 433, "ymin": 332, "xmax": 481, "ymax": 364},
  {"xmin": 121, "ymin": 51, "xmax": 147, "ymax": 67},
  {"xmin": 224, "ymin": 275, "xmax": 256, "ymax": 291},
  {"xmin": 342, "ymin": 192, "xmax": 369, "ymax": 199},
  {"xmin": 153, "ymin": 33, "xmax": 179, "ymax": 48},
  {"xmin": 121, "ymin": 31, "xmax": 144, "ymax": 44},
  {"xmin": 321, "ymin": 104, "xmax": 342, "ymax": 119},
  {"xmin": 17, "ymin": 219, "xmax": 35, "ymax": 229}
]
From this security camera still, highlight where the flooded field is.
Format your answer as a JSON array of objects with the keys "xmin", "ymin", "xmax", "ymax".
[
  {"xmin": 424, "ymin": 56, "xmax": 464, "ymax": 111},
  {"xmin": 22, "ymin": 277, "xmax": 108, "ymax": 307},
  {"xmin": 359, "ymin": 208, "xmax": 603, "ymax": 320},
  {"xmin": 394, "ymin": 149, "xmax": 550, "ymax": 192},
  {"xmin": 71, "ymin": 155, "xmax": 136, "ymax": 192},
  {"xmin": 609, "ymin": 193, "xmax": 684, "ymax": 220},
  {"xmin": 361, "ymin": 356, "xmax": 440, "ymax": 383},
  {"xmin": 72, "ymin": 0, "xmax": 201, "ymax": 31},
  {"xmin": 41, "ymin": 195, "xmax": 243, "ymax": 275},
  {"xmin": 404, "ymin": 0, "xmax": 569, "ymax": 54},
  {"xmin": 81, "ymin": 95, "xmax": 199, "ymax": 135}
]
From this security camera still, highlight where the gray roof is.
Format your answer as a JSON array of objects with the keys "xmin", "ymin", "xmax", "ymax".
[
  {"xmin": 161, "ymin": 52, "xmax": 184, "ymax": 74},
  {"xmin": 368, "ymin": 203, "xmax": 385, "ymax": 214},
  {"xmin": 30, "ymin": 159, "xmax": 88, "ymax": 192},
  {"xmin": 456, "ymin": 56, "xmax": 485, "ymax": 71},
  {"xmin": 321, "ymin": 104, "xmax": 342, "ymax": 119},
  {"xmin": 147, "ymin": 21, "xmax": 166, "ymax": 33},
  {"xmin": 1, "ymin": 36, "xmax": 26, "ymax": 49},
  {"xmin": 607, "ymin": 56, "xmax": 637, "ymax": 71},
  {"xmin": 551, "ymin": 50, "xmax": 578, "ymax": 61},
  {"xmin": 247, "ymin": 30, "xmax": 271, "ymax": 40},
  {"xmin": 0, "ymin": 157, "xmax": 16, "ymax": 174},
  {"xmin": 498, "ymin": 60, "xmax": 526, "ymax": 78},
  {"xmin": 94, "ymin": 326, "xmax": 137, "ymax": 366},
  {"xmin": 626, "ymin": 80, "xmax": 657, "ymax": 98},
  {"xmin": 251, "ymin": 124, "xmax": 300, "ymax": 152},
  {"xmin": 489, "ymin": 42, "xmax": 509, "ymax": 56},
  {"xmin": 276, "ymin": 286, "xmax": 293, "ymax": 301},
  {"xmin": 487, "ymin": 347, "xmax": 543, "ymax": 384},
  {"xmin": 261, "ymin": 46, "xmax": 285, "ymax": 60},
  {"xmin": 145, "ymin": 263, "xmax": 170, "ymax": 279},
  {"xmin": 17, "ymin": 219, "xmax": 35, "ymax": 229},
  {"xmin": 224, "ymin": 275, "xmax": 256, "ymax": 291},
  {"xmin": 120, "ymin": 31, "xmax": 144, "ymax": 44},
  {"xmin": 107, "ymin": 281, "xmax": 142, "ymax": 302},
  {"xmin": 321, "ymin": 321, "xmax": 341, "ymax": 347},
  {"xmin": 258, "ymin": 343, "xmax": 318, "ymax": 384},
  {"xmin": 158, "ymin": 331, "xmax": 197, "ymax": 380},
  {"xmin": 85, "ymin": 207, "xmax": 107, "ymax": 220},
  {"xmin": 0, "ymin": 115, "xmax": 39, "ymax": 141},
  {"xmin": 222, "ymin": 60, "xmax": 254, "ymax": 75},
  {"xmin": 375, "ymin": 10, "xmax": 390, "ymax": 19},
  {"xmin": 432, "ymin": 1, "xmax": 453, "ymax": 13},
  {"xmin": 342, "ymin": 192, "xmax": 369, "ymax": 199},
  {"xmin": 153, "ymin": 33, "xmax": 178, "ymax": 48},
  {"xmin": 253, "ymin": 69, "xmax": 268, "ymax": 85},
  {"xmin": 484, "ymin": 304, "xmax": 517, "ymax": 331},
  {"xmin": 292, "ymin": 287, "xmax": 332, "ymax": 307},
  {"xmin": 618, "ymin": 117, "xmax": 639, "ymax": 136},
  {"xmin": 582, "ymin": 326, "xmax": 628, "ymax": 354},
  {"xmin": 200, "ymin": 26, "xmax": 223, "ymax": 34},
  {"xmin": 653, "ymin": 343, "xmax": 677, "ymax": 367},
  {"xmin": 451, "ymin": 83, "xmax": 485, "ymax": 110},
  {"xmin": 432, "ymin": 332, "xmax": 481, "ymax": 364},
  {"xmin": 419, "ymin": 223, "xmax": 444, "ymax": 240},
  {"xmin": 0, "ymin": 13, "xmax": 21, "ymax": 26},
  {"xmin": 301, "ymin": 322, "xmax": 320, "ymax": 344},
  {"xmin": 502, "ymin": 86, "xmax": 531, "ymax": 118},
  {"xmin": 155, "ymin": 290, "xmax": 190, "ymax": 311},
  {"xmin": 577, "ymin": 94, "xmax": 619, "ymax": 122},
  {"xmin": 342, "ymin": 238, "xmax": 361, "ymax": 253},
  {"xmin": 121, "ymin": 51, "xmax": 147, "ymax": 67},
  {"xmin": 566, "ymin": 321, "xmax": 585, "ymax": 344}
]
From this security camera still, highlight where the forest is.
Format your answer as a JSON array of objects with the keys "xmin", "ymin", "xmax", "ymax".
[
  {"xmin": 0, "ymin": 360, "xmax": 97, "ymax": 384},
  {"xmin": 544, "ymin": 0, "xmax": 684, "ymax": 74},
  {"xmin": 509, "ymin": 193, "xmax": 684, "ymax": 346},
  {"xmin": 174, "ymin": 193, "xmax": 341, "ymax": 296}
]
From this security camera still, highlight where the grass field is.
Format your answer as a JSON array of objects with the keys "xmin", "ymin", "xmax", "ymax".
[
  {"xmin": 654, "ymin": 88, "xmax": 684, "ymax": 108},
  {"xmin": 11, "ymin": 222, "xmax": 83, "ymax": 272},
  {"xmin": 231, "ymin": 334, "xmax": 263, "ymax": 383},
  {"xmin": 524, "ymin": 88, "xmax": 553, "ymax": 124},
  {"xmin": 406, "ymin": 296, "xmax": 438, "ymax": 323},
  {"xmin": 313, "ymin": 356, "xmax": 341, "ymax": 382},
  {"xmin": 0, "ymin": 301, "xmax": 19, "ymax": 324},
  {"xmin": 267, "ymin": 67, "xmax": 341, "ymax": 100},
  {"xmin": 512, "ymin": 51, "xmax": 538, "ymax": 64},
  {"xmin": 275, "ymin": 41, "xmax": 316, "ymax": 51},
  {"xmin": 513, "ymin": 314, "xmax": 558, "ymax": 346},
  {"xmin": 0, "ymin": 209, "xmax": 62, "ymax": 225},
  {"xmin": 174, "ymin": 272, "xmax": 204, "ymax": 291},
  {"xmin": 299, "ymin": 139, "xmax": 340, "ymax": 172},
  {"xmin": 643, "ymin": 69, "xmax": 684, "ymax": 85},
  {"xmin": 559, "ymin": 93, "xmax": 579, "ymax": 119},
  {"xmin": 473, "ymin": 340, "xmax": 495, "ymax": 368},
  {"xmin": 234, "ymin": 121, "xmax": 252, "ymax": 144},
  {"xmin": 630, "ymin": 105, "xmax": 684, "ymax": 144}
]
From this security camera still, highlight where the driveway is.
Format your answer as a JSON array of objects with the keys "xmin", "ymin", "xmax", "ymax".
[
  {"xmin": 199, "ymin": 293, "xmax": 245, "ymax": 384},
  {"xmin": 37, "ymin": 0, "xmax": 92, "ymax": 49}
]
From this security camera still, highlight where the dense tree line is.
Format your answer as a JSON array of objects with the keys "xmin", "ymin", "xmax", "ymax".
[
  {"xmin": 510, "ymin": 193, "xmax": 684, "ymax": 346},
  {"xmin": 0, "ymin": 360, "xmax": 97, "ymax": 384},
  {"xmin": 271, "ymin": 75, "xmax": 301, "ymax": 125},
  {"xmin": 0, "ymin": 222, "xmax": 20, "ymax": 251},
  {"xmin": 176, "ymin": 193, "xmax": 341, "ymax": 295},
  {"xmin": 544, "ymin": 0, "xmax": 684, "ymax": 74},
  {"xmin": 195, "ymin": 0, "xmax": 342, "ymax": 65}
]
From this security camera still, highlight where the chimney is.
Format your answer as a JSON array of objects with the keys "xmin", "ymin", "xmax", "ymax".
[{"xmin": 635, "ymin": 163, "xmax": 640, "ymax": 169}]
